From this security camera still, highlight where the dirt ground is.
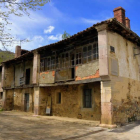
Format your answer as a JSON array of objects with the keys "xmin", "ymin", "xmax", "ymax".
[{"xmin": 0, "ymin": 111, "xmax": 140, "ymax": 140}]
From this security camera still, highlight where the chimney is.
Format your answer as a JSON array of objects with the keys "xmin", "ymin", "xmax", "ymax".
[
  {"xmin": 125, "ymin": 17, "xmax": 130, "ymax": 29},
  {"xmin": 15, "ymin": 45, "xmax": 21, "ymax": 58},
  {"xmin": 113, "ymin": 7, "xmax": 126, "ymax": 26}
]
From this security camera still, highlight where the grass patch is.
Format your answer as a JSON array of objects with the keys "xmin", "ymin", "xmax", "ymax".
[
  {"xmin": 0, "ymin": 51, "xmax": 14, "ymax": 64},
  {"xmin": 0, "ymin": 108, "xmax": 3, "ymax": 112}
]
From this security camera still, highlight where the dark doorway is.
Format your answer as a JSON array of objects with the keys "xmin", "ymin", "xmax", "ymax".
[
  {"xmin": 25, "ymin": 93, "xmax": 29, "ymax": 112},
  {"xmin": 0, "ymin": 92, "xmax": 3, "ymax": 99},
  {"xmin": 71, "ymin": 53, "xmax": 75, "ymax": 79},
  {"xmin": 26, "ymin": 68, "xmax": 30, "ymax": 85}
]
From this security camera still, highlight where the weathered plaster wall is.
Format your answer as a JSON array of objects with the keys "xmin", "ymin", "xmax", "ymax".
[
  {"xmin": 39, "ymin": 71, "xmax": 55, "ymax": 84},
  {"xmin": 15, "ymin": 60, "xmax": 33, "ymax": 87},
  {"xmin": 15, "ymin": 63, "xmax": 24, "ymax": 86},
  {"xmin": 13, "ymin": 88, "xmax": 34, "ymax": 112},
  {"xmin": 38, "ymin": 82, "xmax": 101, "ymax": 121},
  {"xmin": 39, "ymin": 61, "xmax": 99, "ymax": 83},
  {"xmin": 4, "ymin": 89, "xmax": 14, "ymax": 110},
  {"xmin": 55, "ymin": 69, "xmax": 72, "ymax": 81},
  {"xmin": 108, "ymin": 31, "xmax": 140, "ymax": 124},
  {"xmin": 4, "ymin": 64, "xmax": 14, "ymax": 88},
  {"xmin": 108, "ymin": 32, "xmax": 140, "ymax": 80},
  {"xmin": 75, "ymin": 61, "xmax": 99, "ymax": 80}
]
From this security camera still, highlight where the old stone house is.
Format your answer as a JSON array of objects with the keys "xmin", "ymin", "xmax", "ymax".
[{"xmin": 0, "ymin": 7, "xmax": 140, "ymax": 127}]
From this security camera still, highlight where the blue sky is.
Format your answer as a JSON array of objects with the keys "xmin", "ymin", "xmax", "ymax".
[{"xmin": 5, "ymin": 0, "xmax": 140, "ymax": 52}]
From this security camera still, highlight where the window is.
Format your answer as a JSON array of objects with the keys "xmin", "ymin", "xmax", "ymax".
[
  {"xmin": 56, "ymin": 56, "xmax": 61, "ymax": 69},
  {"xmin": 64, "ymin": 53, "xmax": 69, "ymax": 68},
  {"xmin": 93, "ymin": 43, "xmax": 98, "ymax": 60},
  {"xmin": 87, "ymin": 45, "xmax": 92, "ymax": 62},
  {"xmin": 0, "ymin": 92, "xmax": 3, "ymax": 99},
  {"xmin": 25, "ymin": 69, "xmax": 30, "ymax": 85},
  {"xmin": 70, "ymin": 53, "xmax": 75, "ymax": 67},
  {"xmin": 40, "ymin": 59, "xmax": 45, "ymax": 72},
  {"xmin": 56, "ymin": 92, "xmax": 61, "ymax": 104},
  {"xmin": 45, "ymin": 57, "xmax": 51, "ymax": 71},
  {"xmin": 83, "ymin": 89, "xmax": 92, "ymax": 108},
  {"xmin": 110, "ymin": 46, "xmax": 115, "ymax": 53},
  {"xmin": 51, "ymin": 56, "xmax": 56, "ymax": 70},
  {"xmin": 83, "ymin": 46, "xmax": 87, "ymax": 64},
  {"xmin": 76, "ymin": 48, "xmax": 82, "ymax": 65},
  {"xmin": 83, "ymin": 43, "xmax": 98, "ymax": 63},
  {"xmin": 40, "ymin": 36, "xmax": 98, "ymax": 72}
]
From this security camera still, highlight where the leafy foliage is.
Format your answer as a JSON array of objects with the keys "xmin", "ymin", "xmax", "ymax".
[
  {"xmin": 0, "ymin": 0, "xmax": 50, "ymax": 49},
  {"xmin": 62, "ymin": 31, "xmax": 71, "ymax": 40}
]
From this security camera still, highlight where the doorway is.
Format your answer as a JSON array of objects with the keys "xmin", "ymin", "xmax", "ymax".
[
  {"xmin": 71, "ymin": 53, "xmax": 75, "ymax": 79},
  {"xmin": 25, "ymin": 68, "xmax": 30, "ymax": 85},
  {"xmin": 25, "ymin": 93, "xmax": 29, "ymax": 112}
]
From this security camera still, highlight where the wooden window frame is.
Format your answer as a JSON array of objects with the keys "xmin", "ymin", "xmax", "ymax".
[
  {"xmin": 40, "ymin": 36, "xmax": 98, "ymax": 72},
  {"xmin": 83, "ymin": 89, "xmax": 92, "ymax": 108}
]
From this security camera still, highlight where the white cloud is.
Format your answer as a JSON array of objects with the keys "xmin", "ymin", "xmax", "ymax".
[
  {"xmin": 0, "ymin": 2, "xmax": 106, "ymax": 52},
  {"xmin": 8, "ymin": 11, "xmax": 53, "ymax": 36},
  {"xmin": 0, "ymin": 10, "xmax": 54, "ymax": 52},
  {"xmin": 44, "ymin": 26, "xmax": 55, "ymax": 34},
  {"xmin": 33, "ymin": 36, "xmax": 44, "ymax": 42},
  {"xmin": 81, "ymin": 18, "xmax": 101, "ymax": 24},
  {"xmin": 47, "ymin": 34, "xmax": 62, "ymax": 41}
]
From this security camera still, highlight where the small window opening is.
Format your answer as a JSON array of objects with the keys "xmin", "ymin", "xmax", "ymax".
[
  {"xmin": 56, "ymin": 92, "xmax": 61, "ymax": 104},
  {"xmin": 0, "ymin": 92, "xmax": 3, "ymax": 99},
  {"xmin": 110, "ymin": 46, "xmax": 115, "ymax": 53},
  {"xmin": 26, "ymin": 68, "xmax": 30, "ymax": 85},
  {"xmin": 83, "ymin": 89, "xmax": 92, "ymax": 108}
]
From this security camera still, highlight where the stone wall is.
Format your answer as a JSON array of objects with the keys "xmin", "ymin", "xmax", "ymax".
[
  {"xmin": 4, "ymin": 89, "xmax": 14, "ymax": 111},
  {"xmin": 4, "ymin": 64, "xmax": 14, "ymax": 88},
  {"xmin": 39, "ymin": 82, "xmax": 101, "ymax": 121},
  {"xmin": 108, "ymin": 31, "xmax": 140, "ymax": 125},
  {"xmin": 112, "ymin": 77, "xmax": 140, "ymax": 124},
  {"xmin": 15, "ymin": 60, "xmax": 33, "ymax": 87},
  {"xmin": 13, "ymin": 88, "xmax": 34, "ymax": 112}
]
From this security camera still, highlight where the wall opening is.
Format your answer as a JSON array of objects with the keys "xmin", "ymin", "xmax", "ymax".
[
  {"xmin": 83, "ymin": 89, "xmax": 92, "ymax": 108},
  {"xmin": 24, "ymin": 93, "xmax": 29, "ymax": 112},
  {"xmin": 56, "ymin": 92, "xmax": 61, "ymax": 104},
  {"xmin": 0, "ymin": 92, "xmax": 3, "ymax": 99},
  {"xmin": 25, "ymin": 68, "xmax": 30, "ymax": 85}
]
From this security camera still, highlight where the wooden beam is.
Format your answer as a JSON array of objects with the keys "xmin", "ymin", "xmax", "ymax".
[{"xmin": 39, "ymin": 78, "xmax": 101, "ymax": 87}]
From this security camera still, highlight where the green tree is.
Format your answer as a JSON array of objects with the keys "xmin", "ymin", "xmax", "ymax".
[
  {"xmin": 62, "ymin": 31, "xmax": 71, "ymax": 40},
  {"xmin": 0, "ymin": 0, "xmax": 50, "ymax": 49}
]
